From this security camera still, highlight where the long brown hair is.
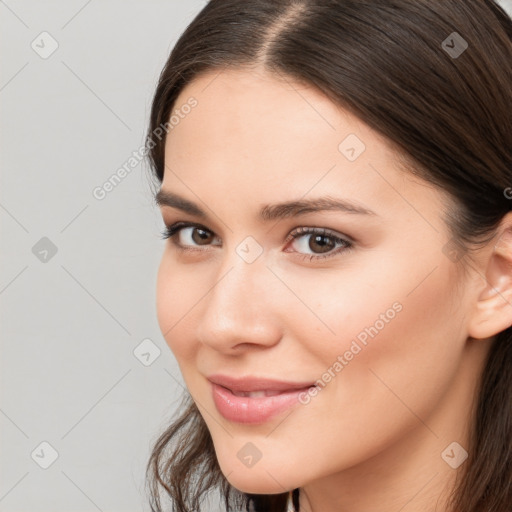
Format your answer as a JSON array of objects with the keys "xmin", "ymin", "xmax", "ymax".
[{"xmin": 144, "ymin": 1, "xmax": 512, "ymax": 511}]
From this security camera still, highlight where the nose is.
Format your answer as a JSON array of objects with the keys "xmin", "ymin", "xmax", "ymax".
[{"xmin": 195, "ymin": 249, "xmax": 282, "ymax": 354}]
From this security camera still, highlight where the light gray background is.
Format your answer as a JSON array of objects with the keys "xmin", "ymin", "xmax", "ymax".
[
  {"xmin": 1, "ymin": 2, "xmax": 207, "ymax": 511},
  {"xmin": 1, "ymin": 1, "xmax": 511, "ymax": 511}
]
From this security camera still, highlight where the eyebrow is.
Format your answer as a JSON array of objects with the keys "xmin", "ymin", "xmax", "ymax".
[{"xmin": 155, "ymin": 190, "xmax": 377, "ymax": 221}]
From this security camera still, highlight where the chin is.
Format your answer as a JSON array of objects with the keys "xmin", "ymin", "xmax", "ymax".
[
  {"xmin": 218, "ymin": 462, "xmax": 296, "ymax": 495},
  {"xmin": 226, "ymin": 477, "xmax": 290, "ymax": 495}
]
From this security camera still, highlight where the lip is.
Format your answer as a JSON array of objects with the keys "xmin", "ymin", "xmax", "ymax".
[{"xmin": 208, "ymin": 374, "xmax": 315, "ymax": 424}]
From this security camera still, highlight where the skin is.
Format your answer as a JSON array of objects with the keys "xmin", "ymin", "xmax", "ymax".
[{"xmin": 155, "ymin": 67, "xmax": 512, "ymax": 512}]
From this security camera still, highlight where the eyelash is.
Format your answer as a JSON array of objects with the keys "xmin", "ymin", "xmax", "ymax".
[{"xmin": 159, "ymin": 222, "xmax": 353, "ymax": 261}]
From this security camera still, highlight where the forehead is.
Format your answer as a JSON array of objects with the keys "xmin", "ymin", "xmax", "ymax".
[
  {"xmin": 162, "ymin": 67, "xmax": 448, "ymax": 228},
  {"xmin": 166, "ymin": 67, "xmax": 374, "ymax": 165}
]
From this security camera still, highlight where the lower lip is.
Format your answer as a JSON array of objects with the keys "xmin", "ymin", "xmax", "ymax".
[{"xmin": 211, "ymin": 383, "xmax": 310, "ymax": 424}]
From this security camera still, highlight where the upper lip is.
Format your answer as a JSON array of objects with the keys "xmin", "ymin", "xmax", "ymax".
[{"xmin": 207, "ymin": 374, "xmax": 315, "ymax": 392}]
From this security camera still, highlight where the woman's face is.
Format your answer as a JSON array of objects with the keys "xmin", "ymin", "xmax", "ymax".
[{"xmin": 155, "ymin": 68, "xmax": 486, "ymax": 497}]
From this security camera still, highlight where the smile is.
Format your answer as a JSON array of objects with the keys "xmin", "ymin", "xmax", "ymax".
[{"xmin": 207, "ymin": 374, "xmax": 316, "ymax": 424}]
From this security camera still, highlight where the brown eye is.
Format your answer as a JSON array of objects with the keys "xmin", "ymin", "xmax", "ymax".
[
  {"xmin": 286, "ymin": 227, "xmax": 353, "ymax": 260},
  {"xmin": 308, "ymin": 234, "xmax": 336, "ymax": 253},
  {"xmin": 179, "ymin": 226, "xmax": 219, "ymax": 246},
  {"xmin": 190, "ymin": 227, "xmax": 214, "ymax": 245},
  {"xmin": 161, "ymin": 222, "xmax": 222, "ymax": 248}
]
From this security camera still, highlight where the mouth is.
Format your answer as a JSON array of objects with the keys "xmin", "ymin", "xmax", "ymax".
[
  {"xmin": 207, "ymin": 374, "xmax": 316, "ymax": 393},
  {"xmin": 207, "ymin": 374, "xmax": 316, "ymax": 424},
  {"xmin": 229, "ymin": 390, "xmax": 285, "ymax": 397}
]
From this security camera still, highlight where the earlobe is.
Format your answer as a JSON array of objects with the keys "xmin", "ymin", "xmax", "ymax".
[{"xmin": 468, "ymin": 214, "xmax": 512, "ymax": 340}]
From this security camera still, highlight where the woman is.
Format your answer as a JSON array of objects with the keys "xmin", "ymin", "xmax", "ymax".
[{"xmin": 144, "ymin": 1, "xmax": 512, "ymax": 511}]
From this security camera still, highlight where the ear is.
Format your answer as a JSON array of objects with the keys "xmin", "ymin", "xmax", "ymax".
[{"xmin": 468, "ymin": 212, "xmax": 512, "ymax": 340}]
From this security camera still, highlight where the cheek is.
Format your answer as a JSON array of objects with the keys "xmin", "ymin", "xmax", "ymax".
[
  {"xmin": 156, "ymin": 253, "xmax": 201, "ymax": 361},
  {"xmin": 313, "ymin": 256, "xmax": 464, "ymax": 428},
  {"xmin": 291, "ymin": 245, "xmax": 462, "ymax": 368},
  {"xmin": 284, "ymin": 252, "xmax": 464, "ymax": 427}
]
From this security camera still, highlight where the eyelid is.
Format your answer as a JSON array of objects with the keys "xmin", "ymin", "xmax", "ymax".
[{"xmin": 285, "ymin": 225, "xmax": 354, "ymax": 245}]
